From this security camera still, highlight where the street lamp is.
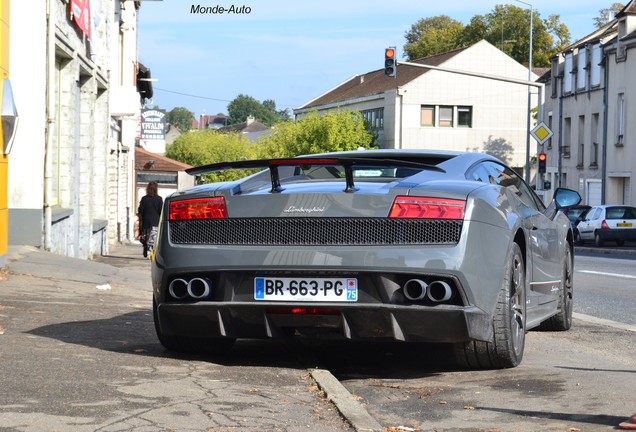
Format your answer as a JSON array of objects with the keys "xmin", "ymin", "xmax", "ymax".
[{"xmin": 516, "ymin": 0, "xmax": 533, "ymax": 184}]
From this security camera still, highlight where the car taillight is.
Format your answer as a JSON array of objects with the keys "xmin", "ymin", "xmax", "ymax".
[
  {"xmin": 601, "ymin": 220, "xmax": 610, "ymax": 229},
  {"xmin": 169, "ymin": 197, "xmax": 228, "ymax": 220},
  {"xmin": 389, "ymin": 196, "xmax": 465, "ymax": 219}
]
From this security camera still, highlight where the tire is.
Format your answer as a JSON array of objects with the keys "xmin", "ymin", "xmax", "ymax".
[
  {"xmin": 454, "ymin": 243, "xmax": 526, "ymax": 369},
  {"xmin": 153, "ymin": 299, "xmax": 235, "ymax": 355},
  {"xmin": 538, "ymin": 246, "xmax": 573, "ymax": 331},
  {"xmin": 594, "ymin": 232, "xmax": 604, "ymax": 247},
  {"xmin": 574, "ymin": 229, "xmax": 582, "ymax": 246}
]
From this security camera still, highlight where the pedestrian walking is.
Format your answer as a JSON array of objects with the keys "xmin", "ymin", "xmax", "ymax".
[{"xmin": 138, "ymin": 181, "xmax": 163, "ymax": 258}]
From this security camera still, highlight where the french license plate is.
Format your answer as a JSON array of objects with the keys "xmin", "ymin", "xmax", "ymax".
[
  {"xmin": 254, "ymin": 277, "xmax": 358, "ymax": 302},
  {"xmin": 617, "ymin": 222, "xmax": 633, "ymax": 227}
]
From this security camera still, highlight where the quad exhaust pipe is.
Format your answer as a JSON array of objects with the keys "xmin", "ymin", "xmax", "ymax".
[
  {"xmin": 168, "ymin": 277, "xmax": 213, "ymax": 300},
  {"xmin": 427, "ymin": 280, "xmax": 452, "ymax": 302},
  {"xmin": 403, "ymin": 279, "xmax": 428, "ymax": 301},
  {"xmin": 403, "ymin": 279, "xmax": 453, "ymax": 303}
]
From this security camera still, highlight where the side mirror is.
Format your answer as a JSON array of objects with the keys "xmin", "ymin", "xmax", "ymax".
[{"xmin": 554, "ymin": 188, "xmax": 581, "ymax": 209}]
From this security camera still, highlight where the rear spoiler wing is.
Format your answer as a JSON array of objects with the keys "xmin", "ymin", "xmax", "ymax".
[{"xmin": 185, "ymin": 157, "xmax": 445, "ymax": 193}]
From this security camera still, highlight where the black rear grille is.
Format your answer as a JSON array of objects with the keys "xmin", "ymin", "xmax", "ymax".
[{"xmin": 169, "ymin": 218, "xmax": 462, "ymax": 246}]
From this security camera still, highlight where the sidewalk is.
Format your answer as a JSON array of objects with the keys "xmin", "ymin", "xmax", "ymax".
[
  {"xmin": 0, "ymin": 242, "xmax": 353, "ymax": 432},
  {"xmin": 3, "ymin": 242, "xmax": 152, "ymax": 291}
]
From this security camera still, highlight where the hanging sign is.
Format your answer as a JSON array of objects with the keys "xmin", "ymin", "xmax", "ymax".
[{"xmin": 70, "ymin": 0, "xmax": 91, "ymax": 38}]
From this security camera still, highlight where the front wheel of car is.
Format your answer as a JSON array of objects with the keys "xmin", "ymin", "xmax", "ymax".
[
  {"xmin": 454, "ymin": 242, "xmax": 526, "ymax": 369},
  {"xmin": 538, "ymin": 246, "xmax": 573, "ymax": 331},
  {"xmin": 153, "ymin": 299, "xmax": 235, "ymax": 355}
]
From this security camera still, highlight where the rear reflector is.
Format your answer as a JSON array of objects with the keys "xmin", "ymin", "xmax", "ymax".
[
  {"xmin": 169, "ymin": 197, "xmax": 228, "ymax": 220},
  {"xmin": 389, "ymin": 196, "xmax": 465, "ymax": 219},
  {"xmin": 268, "ymin": 307, "xmax": 341, "ymax": 315}
]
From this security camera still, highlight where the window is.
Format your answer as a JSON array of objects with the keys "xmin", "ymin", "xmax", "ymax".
[
  {"xmin": 563, "ymin": 117, "xmax": 571, "ymax": 158},
  {"xmin": 420, "ymin": 105, "xmax": 435, "ymax": 127},
  {"xmin": 591, "ymin": 44, "xmax": 602, "ymax": 87},
  {"xmin": 457, "ymin": 106, "xmax": 472, "ymax": 127},
  {"xmin": 361, "ymin": 108, "xmax": 384, "ymax": 130},
  {"xmin": 564, "ymin": 52, "xmax": 573, "ymax": 93},
  {"xmin": 420, "ymin": 105, "xmax": 472, "ymax": 128},
  {"xmin": 591, "ymin": 113, "xmax": 599, "ymax": 167},
  {"xmin": 577, "ymin": 115, "xmax": 585, "ymax": 167},
  {"xmin": 577, "ymin": 47, "xmax": 587, "ymax": 91},
  {"xmin": 439, "ymin": 106, "xmax": 453, "ymax": 127},
  {"xmin": 466, "ymin": 161, "xmax": 544, "ymax": 211},
  {"xmin": 137, "ymin": 173, "xmax": 178, "ymax": 185},
  {"xmin": 617, "ymin": 93, "xmax": 625, "ymax": 146}
]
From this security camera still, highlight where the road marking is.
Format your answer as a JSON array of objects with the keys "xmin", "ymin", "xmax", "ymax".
[{"xmin": 577, "ymin": 270, "xmax": 636, "ymax": 279}]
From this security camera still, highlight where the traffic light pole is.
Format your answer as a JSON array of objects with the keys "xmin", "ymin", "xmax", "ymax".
[{"xmin": 396, "ymin": 60, "xmax": 544, "ymax": 184}]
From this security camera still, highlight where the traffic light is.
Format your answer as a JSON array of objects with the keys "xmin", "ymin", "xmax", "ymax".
[
  {"xmin": 538, "ymin": 153, "xmax": 547, "ymax": 174},
  {"xmin": 384, "ymin": 47, "xmax": 396, "ymax": 77}
]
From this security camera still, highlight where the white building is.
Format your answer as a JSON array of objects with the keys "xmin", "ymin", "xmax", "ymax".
[
  {"xmin": 8, "ymin": 0, "xmax": 145, "ymax": 258},
  {"xmin": 295, "ymin": 40, "xmax": 538, "ymax": 172},
  {"xmin": 541, "ymin": 1, "xmax": 636, "ymax": 206}
]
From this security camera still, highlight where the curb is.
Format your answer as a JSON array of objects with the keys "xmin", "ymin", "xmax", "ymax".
[
  {"xmin": 573, "ymin": 312, "xmax": 636, "ymax": 333},
  {"xmin": 575, "ymin": 246, "xmax": 636, "ymax": 256},
  {"xmin": 310, "ymin": 369, "xmax": 384, "ymax": 432}
]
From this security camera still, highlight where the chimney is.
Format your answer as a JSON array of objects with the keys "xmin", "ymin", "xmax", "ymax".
[{"xmin": 246, "ymin": 115, "xmax": 255, "ymax": 125}]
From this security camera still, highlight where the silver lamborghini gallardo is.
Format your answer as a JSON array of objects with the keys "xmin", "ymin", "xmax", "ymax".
[{"xmin": 151, "ymin": 150, "xmax": 581, "ymax": 369}]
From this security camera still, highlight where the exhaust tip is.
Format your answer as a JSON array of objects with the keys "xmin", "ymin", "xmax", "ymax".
[
  {"xmin": 427, "ymin": 280, "xmax": 453, "ymax": 303},
  {"xmin": 168, "ymin": 278, "xmax": 189, "ymax": 300},
  {"xmin": 187, "ymin": 277, "xmax": 212, "ymax": 299},
  {"xmin": 403, "ymin": 279, "xmax": 428, "ymax": 301}
]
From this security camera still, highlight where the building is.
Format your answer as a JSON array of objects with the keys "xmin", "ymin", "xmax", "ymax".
[
  {"xmin": 6, "ymin": 0, "xmax": 146, "ymax": 260},
  {"xmin": 295, "ymin": 40, "xmax": 538, "ymax": 172},
  {"xmin": 135, "ymin": 146, "xmax": 194, "ymax": 207},
  {"xmin": 541, "ymin": 1, "xmax": 636, "ymax": 206},
  {"xmin": 217, "ymin": 115, "xmax": 273, "ymax": 142}
]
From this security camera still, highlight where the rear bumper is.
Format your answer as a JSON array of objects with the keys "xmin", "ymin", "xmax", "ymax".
[
  {"xmin": 598, "ymin": 228, "xmax": 636, "ymax": 241},
  {"xmin": 155, "ymin": 302, "xmax": 493, "ymax": 344}
]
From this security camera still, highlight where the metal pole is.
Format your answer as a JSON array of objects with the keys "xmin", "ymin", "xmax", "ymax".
[{"xmin": 516, "ymin": 0, "xmax": 533, "ymax": 183}]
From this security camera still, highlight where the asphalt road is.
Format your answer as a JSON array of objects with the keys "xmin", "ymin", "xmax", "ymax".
[
  {"xmin": 0, "ymin": 244, "xmax": 352, "ymax": 432},
  {"xmin": 574, "ymin": 251, "xmax": 636, "ymax": 326},
  {"xmin": 1, "ymin": 243, "xmax": 635, "ymax": 432}
]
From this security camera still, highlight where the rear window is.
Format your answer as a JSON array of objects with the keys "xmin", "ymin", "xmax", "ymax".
[
  {"xmin": 606, "ymin": 207, "xmax": 636, "ymax": 219},
  {"xmin": 295, "ymin": 156, "xmax": 451, "ymax": 180}
]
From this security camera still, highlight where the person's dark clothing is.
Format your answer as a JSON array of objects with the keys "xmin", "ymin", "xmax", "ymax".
[
  {"xmin": 138, "ymin": 195, "xmax": 163, "ymax": 231},
  {"xmin": 138, "ymin": 195, "xmax": 163, "ymax": 256}
]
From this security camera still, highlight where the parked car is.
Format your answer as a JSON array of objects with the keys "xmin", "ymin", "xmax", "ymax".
[
  {"xmin": 563, "ymin": 205, "xmax": 591, "ymax": 244},
  {"xmin": 575, "ymin": 205, "xmax": 636, "ymax": 246},
  {"xmin": 151, "ymin": 150, "xmax": 581, "ymax": 369}
]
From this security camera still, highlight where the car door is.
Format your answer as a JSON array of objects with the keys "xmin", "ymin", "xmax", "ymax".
[
  {"xmin": 578, "ymin": 207, "xmax": 601, "ymax": 240},
  {"xmin": 477, "ymin": 162, "xmax": 561, "ymax": 315}
]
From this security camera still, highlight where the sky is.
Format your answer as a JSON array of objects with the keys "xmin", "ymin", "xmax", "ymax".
[{"xmin": 137, "ymin": 0, "xmax": 611, "ymax": 119}]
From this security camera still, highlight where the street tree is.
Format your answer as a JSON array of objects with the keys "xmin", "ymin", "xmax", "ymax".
[
  {"xmin": 405, "ymin": 4, "xmax": 571, "ymax": 67},
  {"xmin": 404, "ymin": 15, "xmax": 465, "ymax": 61},
  {"xmin": 165, "ymin": 130, "xmax": 257, "ymax": 182},
  {"xmin": 594, "ymin": 3, "xmax": 625, "ymax": 28},
  {"xmin": 461, "ymin": 5, "xmax": 566, "ymax": 67},
  {"xmin": 255, "ymin": 111, "xmax": 375, "ymax": 159},
  {"xmin": 227, "ymin": 94, "xmax": 282, "ymax": 126},
  {"xmin": 166, "ymin": 107, "xmax": 195, "ymax": 132}
]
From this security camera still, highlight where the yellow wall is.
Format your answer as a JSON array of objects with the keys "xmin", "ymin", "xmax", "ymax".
[{"xmin": 0, "ymin": 0, "xmax": 9, "ymax": 263}]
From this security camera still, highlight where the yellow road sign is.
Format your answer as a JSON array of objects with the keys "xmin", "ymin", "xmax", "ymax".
[{"xmin": 531, "ymin": 122, "xmax": 553, "ymax": 144}]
